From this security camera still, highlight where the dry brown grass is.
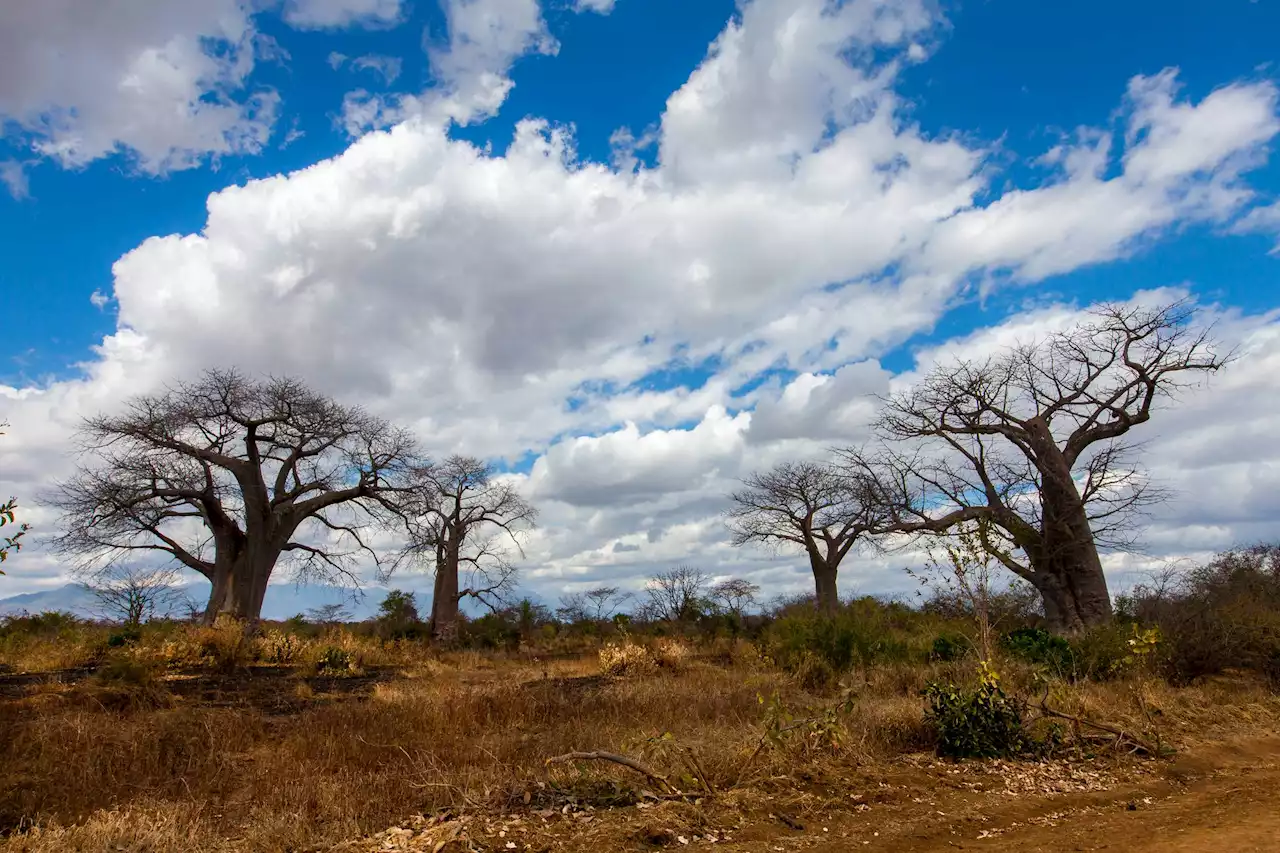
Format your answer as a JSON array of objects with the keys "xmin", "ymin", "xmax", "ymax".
[{"xmin": 1, "ymin": 635, "xmax": 1277, "ymax": 853}]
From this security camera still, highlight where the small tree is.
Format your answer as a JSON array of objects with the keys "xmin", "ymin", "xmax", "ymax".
[
  {"xmin": 89, "ymin": 565, "xmax": 183, "ymax": 627},
  {"xmin": 401, "ymin": 457, "xmax": 537, "ymax": 641},
  {"xmin": 376, "ymin": 589, "xmax": 422, "ymax": 638},
  {"xmin": 584, "ymin": 586, "xmax": 632, "ymax": 621},
  {"xmin": 908, "ymin": 521, "xmax": 1005, "ymax": 660},
  {"xmin": 726, "ymin": 460, "xmax": 890, "ymax": 615},
  {"xmin": 711, "ymin": 577, "xmax": 760, "ymax": 616},
  {"xmin": 306, "ymin": 603, "xmax": 352, "ymax": 625},
  {"xmin": 644, "ymin": 566, "xmax": 711, "ymax": 622}
]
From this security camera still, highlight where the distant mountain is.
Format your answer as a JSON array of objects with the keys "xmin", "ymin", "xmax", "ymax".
[{"xmin": 0, "ymin": 580, "xmax": 435, "ymax": 622}]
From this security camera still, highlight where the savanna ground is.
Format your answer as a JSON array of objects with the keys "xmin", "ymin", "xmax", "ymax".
[{"xmin": 1, "ymin": 594, "xmax": 1278, "ymax": 853}]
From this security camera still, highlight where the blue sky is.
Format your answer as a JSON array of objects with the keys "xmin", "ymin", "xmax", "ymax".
[{"xmin": 2, "ymin": 0, "xmax": 1279, "ymax": 603}]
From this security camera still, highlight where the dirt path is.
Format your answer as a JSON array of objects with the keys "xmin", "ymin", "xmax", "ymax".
[
  {"xmin": 354, "ymin": 733, "xmax": 1280, "ymax": 853},
  {"xmin": 803, "ymin": 734, "xmax": 1280, "ymax": 853}
]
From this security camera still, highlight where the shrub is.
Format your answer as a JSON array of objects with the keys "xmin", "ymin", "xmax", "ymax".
[
  {"xmin": 255, "ymin": 629, "xmax": 306, "ymax": 665},
  {"xmin": 316, "ymin": 646, "xmax": 355, "ymax": 674},
  {"xmin": 923, "ymin": 663, "xmax": 1027, "ymax": 759},
  {"xmin": 1124, "ymin": 546, "xmax": 1280, "ymax": 687},
  {"xmin": 651, "ymin": 637, "xmax": 691, "ymax": 670},
  {"xmin": 0, "ymin": 610, "xmax": 83, "ymax": 637},
  {"xmin": 107, "ymin": 628, "xmax": 142, "ymax": 648},
  {"xmin": 1069, "ymin": 622, "xmax": 1133, "ymax": 681},
  {"xmin": 1000, "ymin": 627, "xmax": 1073, "ymax": 672},
  {"xmin": 930, "ymin": 634, "xmax": 971, "ymax": 663},
  {"xmin": 463, "ymin": 613, "xmax": 521, "ymax": 650},
  {"xmin": 762, "ymin": 604, "xmax": 916, "ymax": 678},
  {"xmin": 599, "ymin": 640, "xmax": 657, "ymax": 676}
]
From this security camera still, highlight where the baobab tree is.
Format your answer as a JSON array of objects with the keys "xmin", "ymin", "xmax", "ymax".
[
  {"xmin": 401, "ymin": 456, "xmax": 536, "ymax": 641},
  {"xmin": 48, "ymin": 369, "xmax": 419, "ymax": 624},
  {"xmin": 842, "ymin": 300, "xmax": 1226, "ymax": 634},
  {"xmin": 725, "ymin": 460, "xmax": 891, "ymax": 615}
]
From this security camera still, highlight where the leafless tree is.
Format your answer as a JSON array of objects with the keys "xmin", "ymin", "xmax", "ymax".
[
  {"xmin": 725, "ymin": 460, "xmax": 891, "ymax": 615},
  {"xmin": 711, "ymin": 577, "xmax": 760, "ymax": 616},
  {"xmin": 560, "ymin": 586, "xmax": 632, "ymax": 622},
  {"xmin": 399, "ymin": 456, "xmax": 536, "ymax": 641},
  {"xmin": 88, "ymin": 565, "xmax": 183, "ymax": 627},
  {"xmin": 842, "ymin": 300, "xmax": 1227, "ymax": 633},
  {"xmin": 46, "ymin": 369, "xmax": 419, "ymax": 624},
  {"xmin": 644, "ymin": 566, "xmax": 711, "ymax": 622},
  {"xmin": 585, "ymin": 586, "xmax": 632, "ymax": 620},
  {"xmin": 555, "ymin": 592, "xmax": 589, "ymax": 623},
  {"xmin": 306, "ymin": 602, "xmax": 352, "ymax": 625}
]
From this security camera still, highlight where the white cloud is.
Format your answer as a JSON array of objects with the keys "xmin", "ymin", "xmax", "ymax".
[
  {"xmin": 2, "ymin": 0, "xmax": 1279, "ymax": 605},
  {"xmin": 0, "ymin": 0, "xmax": 279, "ymax": 173},
  {"xmin": 282, "ymin": 0, "xmax": 403, "ymax": 29},
  {"xmin": 351, "ymin": 54, "xmax": 403, "ymax": 84},
  {"xmin": 339, "ymin": 0, "xmax": 557, "ymax": 136},
  {"xmin": 573, "ymin": 0, "xmax": 618, "ymax": 13},
  {"xmin": 0, "ymin": 160, "xmax": 28, "ymax": 199},
  {"xmin": 1232, "ymin": 200, "xmax": 1280, "ymax": 251}
]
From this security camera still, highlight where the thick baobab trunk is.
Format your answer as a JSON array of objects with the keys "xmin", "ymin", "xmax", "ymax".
[
  {"xmin": 202, "ymin": 566, "xmax": 233, "ymax": 625},
  {"xmin": 202, "ymin": 544, "xmax": 286, "ymax": 625},
  {"xmin": 1023, "ymin": 419, "xmax": 1114, "ymax": 635},
  {"xmin": 430, "ymin": 544, "xmax": 462, "ymax": 642},
  {"xmin": 809, "ymin": 555, "xmax": 840, "ymax": 616}
]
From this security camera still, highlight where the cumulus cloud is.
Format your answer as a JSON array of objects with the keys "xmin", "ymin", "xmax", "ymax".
[
  {"xmin": 2, "ymin": 0, "xmax": 1279, "ymax": 604},
  {"xmin": 282, "ymin": 0, "xmax": 403, "ymax": 29},
  {"xmin": 0, "ymin": 0, "xmax": 279, "ymax": 173}
]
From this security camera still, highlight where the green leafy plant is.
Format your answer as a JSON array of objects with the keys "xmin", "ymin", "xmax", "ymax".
[
  {"xmin": 1000, "ymin": 627, "xmax": 1075, "ymax": 674},
  {"xmin": 923, "ymin": 662, "xmax": 1028, "ymax": 759}
]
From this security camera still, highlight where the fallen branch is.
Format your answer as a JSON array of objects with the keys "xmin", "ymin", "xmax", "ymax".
[
  {"xmin": 1037, "ymin": 692, "xmax": 1161, "ymax": 757},
  {"xmin": 545, "ymin": 750, "xmax": 679, "ymax": 795}
]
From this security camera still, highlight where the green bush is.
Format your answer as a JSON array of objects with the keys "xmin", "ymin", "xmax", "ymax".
[
  {"xmin": 762, "ymin": 603, "xmax": 917, "ymax": 679},
  {"xmin": 1000, "ymin": 627, "xmax": 1073, "ymax": 672},
  {"xmin": 923, "ymin": 664, "xmax": 1027, "ymax": 759},
  {"xmin": 107, "ymin": 628, "xmax": 142, "ymax": 647},
  {"xmin": 930, "ymin": 634, "xmax": 971, "ymax": 663},
  {"xmin": 1069, "ymin": 622, "xmax": 1133, "ymax": 681},
  {"xmin": 463, "ymin": 613, "xmax": 521, "ymax": 650}
]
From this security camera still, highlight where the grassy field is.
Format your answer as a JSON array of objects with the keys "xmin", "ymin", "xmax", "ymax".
[{"xmin": 1, "ymin": 609, "xmax": 1278, "ymax": 853}]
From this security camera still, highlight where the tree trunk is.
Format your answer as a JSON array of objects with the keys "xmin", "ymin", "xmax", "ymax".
[
  {"xmin": 1025, "ymin": 419, "xmax": 1114, "ymax": 634},
  {"xmin": 810, "ymin": 556, "xmax": 839, "ymax": 616},
  {"xmin": 430, "ymin": 541, "xmax": 461, "ymax": 642},
  {"xmin": 209, "ymin": 544, "xmax": 285, "ymax": 625},
  {"xmin": 202, "ymin": 565, "xmax": 233, "ymax": 625},
  {"xmin": 1032, "ymin": 493, "xmax": 1114, "ymax": 635}
]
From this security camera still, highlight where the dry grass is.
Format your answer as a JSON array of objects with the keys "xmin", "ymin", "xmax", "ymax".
[{"xmin": 1, "ymin": 625, "xmax": 1278, "ymax": 853}]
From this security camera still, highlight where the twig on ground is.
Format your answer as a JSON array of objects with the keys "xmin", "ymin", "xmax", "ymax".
[{"xmin": 545, "ymin": 750, "xmax": 679, "ymax": 795}]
